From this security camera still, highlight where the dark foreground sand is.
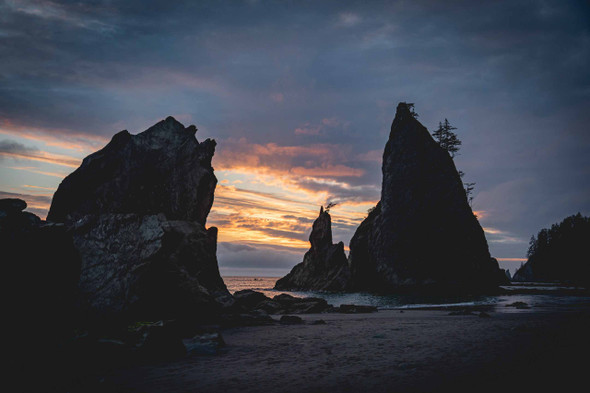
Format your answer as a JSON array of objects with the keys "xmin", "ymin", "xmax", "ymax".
[{"xmin": 97, "ymin": 305, "xmax": 590, "ymax": 393}]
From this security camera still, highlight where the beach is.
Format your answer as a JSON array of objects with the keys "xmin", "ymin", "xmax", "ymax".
[{"xmin": 103, "ymin": 303, "xmax": 590, "ymax": 393}]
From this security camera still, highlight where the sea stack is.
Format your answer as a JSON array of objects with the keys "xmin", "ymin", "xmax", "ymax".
[
  {"xmin": 275, "ymin": 206, "xmax": 350, "ymax": 291},
  {"xmin": 348, "ymin": 103, "xmax": 504, "ymax": 292},
  {"xmin": 48, "ymin": 117, "xmax": 232, "ymax": 322}
]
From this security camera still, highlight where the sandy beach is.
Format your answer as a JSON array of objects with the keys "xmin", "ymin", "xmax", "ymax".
[{"xmin": 100, "ymin": 303, "xmax": 590, "ymax": 393}]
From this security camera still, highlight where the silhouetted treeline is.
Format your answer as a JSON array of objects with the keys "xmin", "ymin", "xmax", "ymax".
[{"xmin": 518, "ymin": 213, "xmax": 590, "ymax": 285}]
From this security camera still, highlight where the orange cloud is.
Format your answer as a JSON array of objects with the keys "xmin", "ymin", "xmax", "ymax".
[
  {"xmin": 23, "ymin": 184, "xmax": 57, "ymax": 191},
  {"xmin": 7, "ymin": 166, "xmax": 69, "ymax": 178},
  {"xmin": 0, "ymin": 150, "xmax": 80, "ymax": 167},
  {"xmin": 209, "ymin": 180, "xmax": 377, "ymax": 254},
  {"xmin": 0, "ymin": 119, "xmax": 108, "ymax": 152}
]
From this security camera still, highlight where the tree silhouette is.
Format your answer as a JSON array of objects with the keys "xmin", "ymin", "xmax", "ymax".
[
  {"xmin": 519, "ymin": 213, "xmax": 590, "ymax": 285},
  {"xmin": 433, "ymin": 118, "xmax": 461, "ymax": 158},
  {"xmin": 403, "ymin": 102, "xmax": 419, "ymax": 119},
  {"xmin": 325, "ymin": 202, "xmax": 337, "ymax": 213},
  {"xmin": 464, "ymin": 182, "xmax": 476, "ymax": 207}
]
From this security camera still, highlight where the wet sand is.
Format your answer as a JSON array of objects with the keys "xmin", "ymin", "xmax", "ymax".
[{"xmin": 101, "ymin": 303, "xmax": 590, "ymax": 393}]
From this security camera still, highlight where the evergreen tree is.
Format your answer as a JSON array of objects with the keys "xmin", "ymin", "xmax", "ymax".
[
  {"xmin": 405, "ymin": 102, "xmax": 419, "ymax": 119},
  {"xmin": 518, "ymin": 213, "xmax": 590, "ymax": 284},
  {"xmin": 325, "ymin": 202, "xmax": 337, "ymax": 213},
  {"xmin": 433, "ymin": 118, "xmax": 461, "ymax": 157},
  {"xmin": 464, "ymin": 182, "xmax": 476, "ymax": 207}
]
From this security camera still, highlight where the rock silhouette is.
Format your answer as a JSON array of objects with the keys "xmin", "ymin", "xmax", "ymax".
[
  {"xmin": 1, "ymin": 198, "xmax": 80, "ymax": 368},
  {"xmin": 47, "ymin": 117, "xmax": 232, "ymax": 322},
  {"xmin": 48, "ymin": 117, "xmax": 216, "ymax": 225},
  {"xmin": 275, "ymin": 207, "xmax": 350, "ymax": 291},
  {"xmin": 348, "ymin": 103, "xmax": 504, "ymax": 292}
]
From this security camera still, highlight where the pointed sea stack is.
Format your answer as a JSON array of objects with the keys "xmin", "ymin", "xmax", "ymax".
[
  {"xmin": 348, "ymin": 103, "xmax": 504, "ymax": 293},
  {"xmin": 275, "ymin": 207, "xmax": 351, "ymax": 291},
  {"xmin": 48, "ymin": 117, "xmax": 232, "ymax": 323}
]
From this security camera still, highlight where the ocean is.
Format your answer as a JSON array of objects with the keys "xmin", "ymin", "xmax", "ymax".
[{"xmin": 223, "ymin": 276, "xmax": 590, "ymax": 312}]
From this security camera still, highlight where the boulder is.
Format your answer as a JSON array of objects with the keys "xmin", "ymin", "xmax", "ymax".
[
  {"xmin": 275, "ymin": 207, "xmax": 351, "ymax": 291},
  {"xmin": 1, "ymin": 199, "xmax": 80, "ymax": 326},
  {"xmin": 48, "ymin": 117, "xmax": 216, "ymax": 225},
  {"xmin": 1, "ymin": 198, "xmax": 81, "ymax": 376},
  {"xmin": 183, "ymin": 332, "xmax": 225, "ymax": 355},
  {"xmin": 280, "ymin": 315, "xmax": 304, "ymax": 325},
  {"xmin": 233, "ymin": 289, "xmax": 271, "ymax": 309},
  {"xmin": 270, "ymin": 294, "xmax": 332, "ymax": 313},
  {"xmin": 0, "ymin": 198, "xmax": 27, "ymax": 215},
  {"xmin": 233, "ymin": 291, "xmax": 334, "ymax": 314},
  {"xmin": 348, "ymin": 103, "xmax": 505, "ymax": 293},
  {"xmin": 133, "ymin": 320, "xmax": 186, "ymax": 360},
  {"xmin": 46, "ymin": 117, "xmax": 232, "ymax": 323},
  {"xmin": 71, "ymin": 213, "xmax": 232, "ymax": 322}
]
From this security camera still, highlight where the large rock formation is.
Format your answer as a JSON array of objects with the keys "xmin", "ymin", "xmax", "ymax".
[
  {"xmin": 47, "ymin": 117, "xmax": 232, "ymax": 322},
  {"xmin": 2, "ymin": 198, "xmax": 80, "ymax": 367},
  {"xmin": 275, "ymin": 207, "xmax": 351, "ymax": 291},
  {"xmin": 48, "ymin": 117, "xmax": 216, "ymax": 225},
  {"xmin": 1, "ymin": 199, "xmax": 80, "ymax": 320},
  {"xmin": 348, "ymin": 103, "xmax": 504, "ymax": 292}
]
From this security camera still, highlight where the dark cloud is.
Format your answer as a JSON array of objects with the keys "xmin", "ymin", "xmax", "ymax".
[
  {"xmin": 0, "ymin": 138, "xmax": 80, "ymax": 166},
  {"xmin": 282, "ymin": 215, "xmax": 314, "ymax": 224},
  {"xmin": 219, "ymin": 242, "xmax": 257, "ymax": 253},
  {"xmin": 218, "ymin": 244, "xmax": 302, "ymax": 276},
  {"xmin": 0, "ymin": 139, "xmax": 38, "ymax": 157}
]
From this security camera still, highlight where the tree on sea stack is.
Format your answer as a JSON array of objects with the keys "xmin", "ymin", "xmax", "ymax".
[
  {"xmin": 464, "ymin": 182, "xmax": 476, "ymax": 207},
  {"xmin": 325, "ymin": 202, "xmax": 337, "ymax": 213},
  {"xmin": 347, "ymin": 102, "xmax": 506, "ymax": 293},
  {"xmin": 433, "ymin": 118, "xmax": 461, "ymax": 158},
  {"xmin": 433, "ymin": 120, "xmax": 476, "ymax": 206},
  {"xmin": 405, "ymin": 102, "xmax": 419, "ymax": 119}
]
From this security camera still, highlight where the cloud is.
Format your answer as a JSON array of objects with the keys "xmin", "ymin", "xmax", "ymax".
[
  {"xmin": 291, "ymin": 164, "xmax": 364, "ymax": 177},
  {"xmin": 4, "ymin": 0, "xmax": 116, "ymax": 33},
  {"xmin": 294, "ymin": 124, "xmax": 321, "ymax": 136},
  {"xmin": 0, "ymin": 120, "xmax": 109, "ymax": 152},
  {"xmin": 219, "ymin": 242, "xmax": 257, "ymax": 252},
  {"xmin": 337, "ymin": 12, "xmax": 361, "ymax": 27},
  {"xmin": 7, "ymin": 166, "xmax": 69, "ymax": 178},
  {"xmin": 0, "ymin": 190, "xmax": 51, "ymax": 216},
  {"xmin": 0, "ymin": 139, "xmax": 81, "ymax": 167},
  {"xmin": 483, "ymin": 227, "xmax": 527, "ymax": 245},
  {"xmin": 294, "ymin": 117, "xmax": 350, "ymax": 136},
  {"xmin": 0, "ymin": 139, "xmax": 37, "ymax": 157}
]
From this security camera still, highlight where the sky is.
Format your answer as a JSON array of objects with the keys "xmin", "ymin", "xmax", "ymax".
[{"xmin": 1, "ymin": 0, "xmax": 589, "ymax": 276}]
